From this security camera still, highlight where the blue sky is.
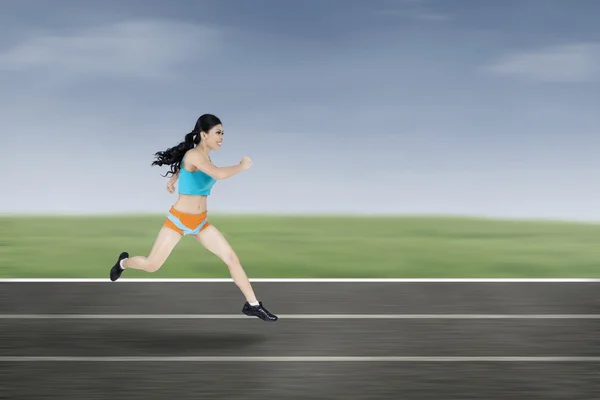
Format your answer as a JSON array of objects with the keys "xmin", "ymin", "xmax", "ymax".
[{"xmin": 1, "ymin": 0, "xmax": 599, "ymax": 220}]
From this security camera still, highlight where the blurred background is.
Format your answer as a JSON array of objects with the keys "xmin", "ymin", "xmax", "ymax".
[
  {"xmin": 1, "ymin": 3, "xmax": 599, "ymax": 399},
  {"xmin": 1, "ymin": 0, "xmax": 600, "ymax": 278}
]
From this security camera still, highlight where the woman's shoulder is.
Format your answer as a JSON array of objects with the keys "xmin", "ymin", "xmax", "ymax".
[
  {"xmin": 181, "ymin": 150, "xmax": 198, "ymax": 171},
  {"xmin": 182, "ymin": 149, "xmax": 212, "ymax": 172}
]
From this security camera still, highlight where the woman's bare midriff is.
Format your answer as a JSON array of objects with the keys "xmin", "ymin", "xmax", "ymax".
[{"xmin": 172, "ymin": 194, "xmax": 208, "ymax": 214}]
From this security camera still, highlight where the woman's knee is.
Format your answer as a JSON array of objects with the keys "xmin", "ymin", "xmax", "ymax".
[
  {"xmin": 222, "ymin": 250, "xmax": 239, "ymax": 267},
  {"xmin": 145, "ymin": 257, "xmax": 164, "ymax": 273}
]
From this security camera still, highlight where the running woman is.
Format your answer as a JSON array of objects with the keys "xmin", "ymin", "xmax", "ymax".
[{"xmin": 109, "ymin": 114, "xmax": 278, "ymax": 322}]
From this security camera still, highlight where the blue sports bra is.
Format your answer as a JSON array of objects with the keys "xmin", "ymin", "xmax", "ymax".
[{"xmin": 177, "ymin": 154, "xmax": 217, "ymax": 196}]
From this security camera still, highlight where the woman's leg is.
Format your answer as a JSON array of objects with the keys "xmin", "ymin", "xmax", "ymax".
[
  {"xmin": 194, "ymin": 225, "xmax": 257, "ymax": 302},
  {"xmin": 194, "ymin": 225, "xmax": 277, "ymax": 321},
  {"xmin": 110, "ymin": 227, "xmax": 182, "ymax": 281}
]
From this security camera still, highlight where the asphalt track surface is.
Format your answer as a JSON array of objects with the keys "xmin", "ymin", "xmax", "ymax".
[{"xmin": 0, "ymin": 280, "xmax": 599, "ymax": 399}]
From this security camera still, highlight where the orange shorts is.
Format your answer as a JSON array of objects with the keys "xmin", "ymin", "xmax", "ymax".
[{"xmin": 163, "ymin": 206, "xmax": 211, "ymax": 236}]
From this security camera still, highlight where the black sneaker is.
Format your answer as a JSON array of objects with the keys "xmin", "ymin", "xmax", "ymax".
[
  {"xmin": 242, "ymin": 301, "xmax": 278, "ymax": 322},
  {"xmin": 110, "ymin": 252, "xmax": 129, "ymax": 282}
]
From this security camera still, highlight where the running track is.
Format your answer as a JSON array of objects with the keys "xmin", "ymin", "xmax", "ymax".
[{"xmin": 0, "ymin": 279, "xmax": 599, "ymax": 399}]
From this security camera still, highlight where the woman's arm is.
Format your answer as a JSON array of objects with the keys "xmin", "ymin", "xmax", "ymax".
[
  {"xmin": 191, "ymin": 153, "xmax": 252, "ymax": 180},
  {"xmin": 166, "ymin": 170, "xmax": 179, "ymax": 194}
]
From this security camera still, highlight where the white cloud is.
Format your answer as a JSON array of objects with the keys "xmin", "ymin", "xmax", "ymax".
[
  {"xmin": 0, "ymin": 19, "xmax": 219, "ymax": 80},
  {"xmin": 484, "ymin": 42, "xmax": 600, "ymax": 83},
  {"xmin": 414, "ymin": 12, "xmax": 450, "ymax": 21},
  {"xmin": 371, "ymin": 0, "xmax": 450, "ymax": 21}
]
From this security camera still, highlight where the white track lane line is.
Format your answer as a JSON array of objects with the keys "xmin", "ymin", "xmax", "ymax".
[
  {"xmin": 1, "ymin": 356, "xmax": 599, "ymax": 362},
  {"xmin": 0, "ymin": 278, "xmax": 599, "ymax": 283},
  {"xmin": 1, "ymin": 314, "xmax": 599, "ymax": 319}
]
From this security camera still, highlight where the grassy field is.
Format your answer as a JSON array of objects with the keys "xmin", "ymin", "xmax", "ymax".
[{"xmin": 1, "ymin": 214, "xmax": 599, "ymax": 278}]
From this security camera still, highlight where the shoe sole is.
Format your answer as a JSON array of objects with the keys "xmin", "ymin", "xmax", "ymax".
[{"xmin": 242, "ymin": 310, "xmax": 278, "ymax": 322}]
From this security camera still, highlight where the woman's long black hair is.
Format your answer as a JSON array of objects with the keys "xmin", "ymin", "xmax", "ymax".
[{"xmin": 152, "ymin": 113, "xmax": 222, "ymax": 178}]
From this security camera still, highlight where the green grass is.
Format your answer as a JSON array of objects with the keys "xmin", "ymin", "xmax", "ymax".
[{"xmin": 1, "ymin": 214, "xmax": 599, "ymax": 278}]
